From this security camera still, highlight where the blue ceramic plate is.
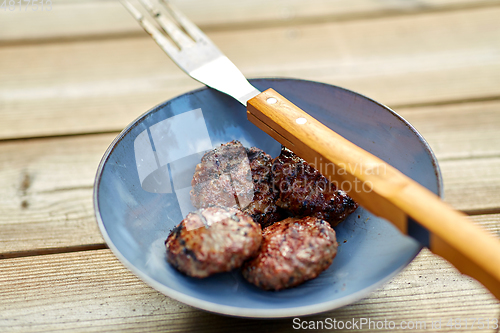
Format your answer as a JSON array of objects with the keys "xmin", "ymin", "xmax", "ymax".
[{"xmin": 94, "ymin": 78, "xmax": 442, "ymax": 318}]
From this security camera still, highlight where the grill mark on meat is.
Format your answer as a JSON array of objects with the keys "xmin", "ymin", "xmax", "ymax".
[
  {"xmin": 182, "ymin": 247, "xmax": 200, "ymax": 262},
  {"xmin": 246, "ymin": 148, "xmax": 261, "ymax": 161},
  {"xmin": 272, "ymin": 146, "xmax": 358, "ymax": 227},
  {"xmin": 190, "ymin": 141, "xmax": 254, "ymax": 211},
  {"xmin": 191, "ymin": 141, "xmax": 284, "ymax": 228},
  {"xmin": 242, "ymin": 146, "xmax": 285, "ymax": 228},
  {"xmin": 242, "ymin": 216, "xmax": 338, "ymax": 291},
  {"xmin": 190, "ymin": 142, "xmax": 357, "ymax": 230},
  {"xmin": 166, "ymin": 207, "xmax": 262, "ymax": 278},
  {"xmin": 166, "ymin": 223, "xmax": 185, "ymax": 245}
]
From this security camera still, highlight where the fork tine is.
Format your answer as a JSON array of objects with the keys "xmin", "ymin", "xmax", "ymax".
[
  {"xmin": 138, "ymin": 0, "xmax": 195, "ymax": 49},
  {"xmin": 120, "ymin": 0, "xmax": 180, "ymax": 57},
  {"xmin": 159, "ymin": 0, "xmax": 208, "ymax": 43}
]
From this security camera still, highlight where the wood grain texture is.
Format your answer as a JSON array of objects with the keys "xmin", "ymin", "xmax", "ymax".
[
  {"xmin": 0, "ymin": 234, "xmax": 498, "ymax": 332},
  {"xmin": 0, "ymin": 134, "xmax": 113, "ymax": 255},
  {"xmin": 2, "ymin": 1, "xmax": 500, "ymax": 331},
  {"xmin": 0, "ymin": 37, "xmax": 202, "ymax": 140},
  {"xmin": 0, "ymin": 117, "xmax": 499, "ymax": 255},
  {"xmin": 393, "ymin": 101, "xmax": 500, "ymax": 213},
  {"xmin": 441, "ymin": 157, "xmax": 500, "ymax": 213},
  {"xmin": 1, "ymin": 7, "xmax": 500, "ymax": 140},
  {"xmin": 398, "ymin": 100, "xmax": 500, "ymax": 161},
  {"xmin": 1, "ymin": 0, "xmax": 498, "ymax": 43}
]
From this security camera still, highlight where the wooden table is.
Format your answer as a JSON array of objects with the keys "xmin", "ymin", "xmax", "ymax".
[{"xmin": 1, "ymin": 0, "xmax": 500, "ymax": 331}]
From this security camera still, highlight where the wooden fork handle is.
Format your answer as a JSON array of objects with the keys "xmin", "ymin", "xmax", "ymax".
[{"xmin": 247, "ymin": 88, "xmax": 500, "ymax": 300}]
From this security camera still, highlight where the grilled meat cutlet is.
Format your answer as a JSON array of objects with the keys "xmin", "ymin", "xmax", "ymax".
[
  {"xmin": 190, "ymin": 140, "xmax": 254, "ymax": 210},
  {"xmin": 166, "ymin": 206, "xmax": 262, "ymax": 278},
  {"xmin": 242, "ymin": 216, "xmax": 338, "ymax": 290},
  {"xmin": 191, "ymin": 141, "xmax": 283, "ymax": 228},
  {"xmin": 242, "ymin": 146, "xmax": 285, "ymax": 228},
  {"xmin": 272, "ymin": 146, "xmax": 358, "ymax": 227}
]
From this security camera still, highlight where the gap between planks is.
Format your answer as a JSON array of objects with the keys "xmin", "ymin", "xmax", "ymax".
[
  {"xmin": 0, "ymin": 130, "xmax": 122, "ymax": 144},
  {"xmin": 0, "ymin": 98, "xmax": 500, "ymax": 259},
  {"xmin": 1, "ymin": 0, "xmax": 500, "ymax": 47},
  {"xmin": 2, "ymin": 7, "xmax": 500, "ymax": 140},
  {"xmin": 0, "ymin": 213, "xmax": 497, "ymax": 261},
  {"xmin": 0, "ymin": 248, "xmax": 498, "ymax": 333},
  {"xmin": 1, "ymin": 96, "xmax": 500, "ymax": 144},
  {"xmin": 391, "ymin": 95, "xmax": 500, "ymax": 110},
  {"xmin": 0, "ymin": 244, "xmax": 108, "ymax": 260}
]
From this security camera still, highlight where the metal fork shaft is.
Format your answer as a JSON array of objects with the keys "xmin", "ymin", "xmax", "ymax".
[
  {"xmin": 139, "ymin": 0, "xmax": 194, "ymax": 48},
  {"xmin": 121, "ymin": 0, "xmax": 259, "ymax": 105}
]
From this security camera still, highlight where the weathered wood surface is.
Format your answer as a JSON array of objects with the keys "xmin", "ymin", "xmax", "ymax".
[
  {"xmin": 398, "ymin": 100, "xmax": 500, "ymax": 161},
  {"xmin": 0, "ymin": 100, "xmax": 499, "ymax": 255},
  {"xmin": 1, "ymin": 0, "xmax": 500, "ymax": 331},
  {"xmin": 0, "ymin": 245, "xmax": 498, "ymax": 332},
  {"xmin": 0, "ymin": 134, "xmax": 109, "ymax": 257},
  {"xmin": 1, "ymin": 7, "xmax": 500, "ymax": 140},
  {"xmin": 1, "ymin": 0, "xmax": 498, "ymax": 43},
  {"xmin": 440, "ymin": 157, "xmax": 500, "ymax": 214}
]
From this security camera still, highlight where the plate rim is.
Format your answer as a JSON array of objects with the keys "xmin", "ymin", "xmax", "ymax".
[{"xmin": 93, "ymin": 77, "xmax": 442, "ymax": 318}]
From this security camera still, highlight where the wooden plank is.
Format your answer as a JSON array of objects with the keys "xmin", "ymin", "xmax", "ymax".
[
  {"xmin": 1, "ymin": 7, "xmax": 500, "ymax": 140},
  {"xmin": 398, "ymin": 100, "xmax": 500, "ymax": 161},
  {"xmin": 441, "ymin": 157, "xmax": 500, "ymax": 214},
  {"xmin": 0, "ymin": 246, "xmax": 498, "ymax": 332},
  {"xmin": 0, "ymin": 134, "xmax": 113, "ymax": 255},
  {"xmin": 1, "ymin": 0, "xmax": 498, "ymax": 43},
  {"xmin": 0, "ymin": 129, "xmax": 499, "ymax": 255},
  {"xmin": 474, "ymin": 213, "xmax": 500, "ymax": 237},
  {"xmin": 0, "ymin": 37, "xmax": 202, "ymax": 140}
]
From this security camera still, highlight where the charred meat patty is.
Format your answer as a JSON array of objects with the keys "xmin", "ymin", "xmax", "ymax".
[
  {"xmin": 190, "ymin": 140, "xmax": 254, "ymax": 210},
  {"xmin": 166, "ymin": 206, "xmax": 262, "ymax": 278},
  {"xmin": 242, "ymin": 146, "xmax": 284, "ymax": 228},
  {"xmin": 191, "ymin": 141, "xmax": 283, "ymax": 228},
  {"xmin": 272, "ymin": 146, "xmax": 358, "ymax": 227},
  {"xmin": 242, "ymin": 216, "xmax": 338, "ymax": 290}
]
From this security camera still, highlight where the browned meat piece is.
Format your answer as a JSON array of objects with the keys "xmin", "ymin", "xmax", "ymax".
[
  {"xmin": 190, "ymin": 140, "xmax": 254, "ymax": 210},
  {"xmin": 242, "ymin": 216, "xmax": 338, "ymax": 290},
  {"xmin": 272, "ymin": 147, "xmax": 358, "ymax": 227},
  {"xmin": 191, "ymin": 141, "xmax": 283, "ymax": 228},
  {"xmin": 242, "ymin": 146, "xmax": 284, "ymax": 228},
  {"xmin": 166, "ymin": 207, "xmax": 262, "ymax": 278}
]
